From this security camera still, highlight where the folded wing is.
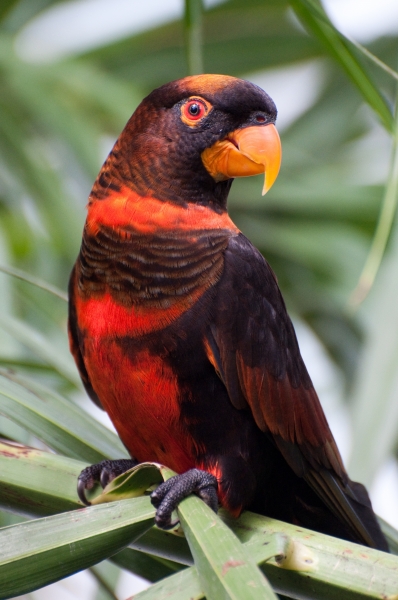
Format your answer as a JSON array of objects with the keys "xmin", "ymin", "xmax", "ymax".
[{"xmin": 205, "ymin": 233, "xmax": 387, "ymax": 550}]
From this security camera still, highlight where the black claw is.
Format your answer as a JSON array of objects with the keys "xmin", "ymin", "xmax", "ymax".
[
  {"xmin": 150, "ymin": 475, "xmax": 178, "ymax": 508},
  {"xmin": 77, "ymin": 458, "xmax": 138, "ymax": 505},
  {"xmin": 150, "ymin": 468, "xmax": 218, "ymax": 529},
  {"xmin": 197, "ymin": 483, "xmax": 219, "ymax": 513},
  {"xmin": 100, "ymin": 468, "xmax": 111, "ymax": 489},
  {"xmin": 77, "ymin": 477, "xmax": 92, "ymax": 506}
]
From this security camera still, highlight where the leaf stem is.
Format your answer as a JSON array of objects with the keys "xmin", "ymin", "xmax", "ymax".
[
  {"xmin": 349, "ymin": 92, "xmax": 398, "ymax": 307},
  {"xmin": 184, "ymin": 0, "xmax": 204, "ymax": 75},
  {"xmin": 0, "ymin": 264, "xmax": 67, "ymax": 301},
  {"xmin": 291, "ymin": 0, "xmax": 394, "ymax": 132},
  {"xmin": 347, "ymin": 37, "xmax": 398, "ymax": 82}
]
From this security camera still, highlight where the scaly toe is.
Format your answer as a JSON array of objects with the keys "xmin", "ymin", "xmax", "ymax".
[
  {"xmin": 150, "ymin": 468, "xmax": 218, "ymax": 529},
  {"xmin": 77, "ymin": 458, "xmax": 138, "ymax": 505}
]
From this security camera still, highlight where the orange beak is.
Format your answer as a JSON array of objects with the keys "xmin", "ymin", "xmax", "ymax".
[{"xmin": 201, "ymin": 124, "xmax": 281, "ymax": 195}]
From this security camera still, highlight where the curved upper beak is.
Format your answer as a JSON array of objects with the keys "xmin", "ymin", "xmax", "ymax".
[{"xmin": 201, "ymin": 123, "xmax": 281, "ymax": 195}]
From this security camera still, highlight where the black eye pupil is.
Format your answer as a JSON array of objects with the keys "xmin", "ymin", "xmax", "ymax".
[
  {"xmin": 255, "ymin": 114, "xmax": 266, "ymax": 123},
  {"xmin": 189, "ymin": 103, "xmax": 200, "ymax": 116}
]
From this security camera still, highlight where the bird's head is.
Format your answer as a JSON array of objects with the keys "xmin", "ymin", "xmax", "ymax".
[{"xmin": 91, "ymin": 74, "xmax": 281, "ymax": 211}]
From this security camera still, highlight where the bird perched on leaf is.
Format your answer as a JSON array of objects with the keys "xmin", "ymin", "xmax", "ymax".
[{"xmin": 69, "ymin": 74, "xmax": 388, "ymax": 551}]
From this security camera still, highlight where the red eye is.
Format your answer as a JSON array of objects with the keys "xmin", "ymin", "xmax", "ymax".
[
  {"xmin": 180, "ymin": 97, "xmax": 211, "ymax": 126},
  {"xmin": 183, "ymin": 100, "xmax": 206, "ymax": 121}
]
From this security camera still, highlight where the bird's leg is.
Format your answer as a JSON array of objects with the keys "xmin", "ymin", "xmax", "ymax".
[
  {"xmin": 77, "ymin": 458, "xmax": 138, "ymax": 505},
  {"xmin": 150, "ymin": 468, "xmax": 218, "ymax": 529}
]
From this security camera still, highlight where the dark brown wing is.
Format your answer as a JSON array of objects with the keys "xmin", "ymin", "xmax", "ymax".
[
  {"xmin": 68, "ymin": 264, "xmax": 103, "ymax": 409},
  {"xmin": 205, "ymin": 233, "xmax": 384, "ymax": 548}
]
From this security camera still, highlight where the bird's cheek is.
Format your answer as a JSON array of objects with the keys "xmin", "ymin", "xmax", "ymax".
[{"xmin": 201, "ymin": 124, "xmax": 281, "ymax": 195}]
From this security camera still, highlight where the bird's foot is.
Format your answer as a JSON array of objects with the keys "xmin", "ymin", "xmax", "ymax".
[
  {"xmin": 150, "ymin": 468, "xmax": 218, "ymax": 529},
  {"xmin": 77, "ymin": 458, "xmax": 138, "ymax": 505}
]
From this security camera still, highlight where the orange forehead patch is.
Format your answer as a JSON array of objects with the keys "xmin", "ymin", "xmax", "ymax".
[{"xmin": 178, "ymin": 74, "xmax": 239, "ymax": 96}]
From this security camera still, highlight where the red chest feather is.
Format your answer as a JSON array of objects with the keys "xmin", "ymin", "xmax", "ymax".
[
  {"xmin": 71, "ymin": 190, "xmax": 234, "ymax": 472},
  {"xmin": 81, "ymin": 321, "xmax": 195, "ymax": 473}
]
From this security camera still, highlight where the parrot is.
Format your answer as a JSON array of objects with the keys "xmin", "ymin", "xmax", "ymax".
[{"xmin": 69, "ymin": 74, "xmax": 388, "ymax": 551}]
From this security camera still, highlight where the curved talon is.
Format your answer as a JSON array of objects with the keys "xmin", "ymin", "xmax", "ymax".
[
  {"xmin": 77, "ymin": 477, "xmax": 92, "ymax": 506},
  {"xmin": 100, "ymin": 468, "xmax": 111, "ymax": 489},
  {"xmin": 77, "ymin": 458, "xmax": 138, "ymax": 506},
  {"xmin": 150, "ymin": 474, "xmax": 179, "ymax": 509},
  {"xmin": 150, "ymin": 468, "xmax": 218, "ymax": 529}
]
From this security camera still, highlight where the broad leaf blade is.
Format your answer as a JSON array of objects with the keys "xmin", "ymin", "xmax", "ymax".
[
  {"xmin": 1, "ymin": 446, "xmax": 398, "ymax": 599},
  {"xmin": 91, "ymin": 463, "xmax": 164, "ymax": 505},
  {"xmin": 0, "ymin": 440, "xmax": 83, "ymax": 516},
  {"xmin": 178, "ymin": 497, "xmax": 278, "ymax": 600},
  {"xmin": 127, "ymin": 532, "xmax": 287, "ymax": 600},
  {"xmin": 0, "ymin": 441, "xmax": 193, "ymax": 568},
  {"xmin": 0, "ymin": 371, "xmax": 127, "ymax": 462},
  {"xmin": 145, "ymin": 508, "xmax": 398, "ymax": 600},
  {"xmin": 0, "ymin": 497, "xmax": 155, "ymax": 599},
  {"xmin": 227, "ymin": 511, "xmax": 398, "ymax": 599},
  {"xmin": 0, "ymin": 442, "xmax": 182, "ymax": 583}
]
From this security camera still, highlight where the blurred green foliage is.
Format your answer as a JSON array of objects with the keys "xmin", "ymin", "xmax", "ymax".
[{"xmin": 0, "ymin": 0, "xmax": 398, "ymax": 596}]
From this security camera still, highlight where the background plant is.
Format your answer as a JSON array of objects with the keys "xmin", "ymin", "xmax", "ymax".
[{"xmin": 0, "ymin": 0, "xmax": 397, "ymax": 598}]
